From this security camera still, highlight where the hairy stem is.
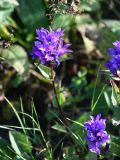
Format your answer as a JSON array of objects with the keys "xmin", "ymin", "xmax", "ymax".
[{"xmin": 50, "ymin": 63, "xmax": 67, "ymax": 125}]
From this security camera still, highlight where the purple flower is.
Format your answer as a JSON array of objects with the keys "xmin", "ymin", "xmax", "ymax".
[
  {"xmin": 84, "ymin": 114, "xmax": 110, "ymax": 154},
  {"xmin": 105, "ymin": 40, "xmax": 120, "ymax": 76},
  {"xmin": 30, "ymin": 27, "xmax": 72, "ymax": 66}
]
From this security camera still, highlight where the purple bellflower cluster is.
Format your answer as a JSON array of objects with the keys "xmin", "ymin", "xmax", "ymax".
[
  {"xmin": 31, "ymin": 27, "xmax": 72, "ymax": 66},
  {"xmin": 84, "ymin": 114, "xmax": 110, "ymax": 154},
  {"xmin": 105, "ymin": 40, "xmax": 120, "ymax": 77}
]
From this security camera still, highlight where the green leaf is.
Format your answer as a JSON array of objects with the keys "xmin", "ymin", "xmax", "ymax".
[
  {"xmin": 52, "ymin": 13, "xmax": 75, "ymax": 30},
  {"xmin": 111, "ymin": 135, "xmax": 120, "ymax": 146},
  {"xmin": 110, "ymin": 79, "xmax": 119, "ymax": 94},
  {"xmin": 91, "ymin": 85, "xmax": 110, "ymax": 115},
  {"xmin": 35, "ymin": 63, "xmax": 52, "ymax": 79},
  {"xmin": 9, "ymin": 131, "xmax": 32, "ymax": 155},
  {"xmin": 70, "ymin": 112, "xmax": 90, "ymax": 143},
  {"xmin": 0, "ymin": 0, "xmax": 18, "ymax": 25},
  {"xmin": 110, "ymin": 142, "xmax": 120, "ymax": 157},
  {"xmin": 52, "ymin": 82, "xmax": 66, "ymax": 107},
  {"xmin": 16, "ymin": 0, "xmax": 49, "ymax": 32},
  {"xmin": 0, "ymin": 44, "xmax": 30, "ymax": 86},
  {"xmin": 110, "ymin": 80, "xmax": 120, "ymax": 107},
  {"xmin": 63, "ymin": 156, "xmax": 79, "ymax": 160},
  {"xmin": 112, "ymin": 118, "xmax": 120, "ymax": 126},
  {"xmin": 79, "ymin": 0, "xmax": 100, "ymax": 12},
  {"xmin": 51, "ymin": 122, "xmax": 67, "ymax": 133},
  {"xmin": 45, "ymin": 109, "xmax": 59, "ymax": 121},
  {"xmin": 14, "ymin": 154, "xmax": 33, "ymax": 160},
  {"xmin": 10, "ymin": 76, "xmax": 26, "ymax": 88},
  {"xmin": 63, "ymin": 146, "xmax": 79, "ymax": 160},
  {"xmin": 59, "ymin": 92, "xmax": 66, "ymax": 106},
  {"xmin": 0, "ymin": 45, "xmax": 29, "ymax": 75},
  {"xmin": 85, "ymin": 152, "xmax": 97, "ymax": 160},
  {"xmin": 111, "ymin": 86, "xmax": 118, "ymax": 107},
  {"xmin": 57, "ymin": 2, "xmax": 69, "ymax": 12},
  {"xmin": 98, "ymin": 28, "xmax": 120, "ymax": 54},
  {"xmin": 112, "ymin": 108, "xmax": 120, "ymax": 126},
  {"xmin": 109, "ymin": 136, "xmax": 120, "ymax": 157},
  {"xmin": 52, "ymin": 92, "xmax": 66, "ymax": 108},
  {"xmin": 0, "ymin": 137, "xmax": 16, "ymax": 158},
  {"xmin": 59, "ymin": 55, "xmax": 73, "ymax": 63},
  {"xmin": 75, "ymin": 14, "xmax": 93, "ymax": 25},
  {"xmin": 14, "ymin": 156, "xmax": 24, "ymax": 160},
  {"xmin": 103, "ymin": 20, "xmax": 120, "ymax": 32}
]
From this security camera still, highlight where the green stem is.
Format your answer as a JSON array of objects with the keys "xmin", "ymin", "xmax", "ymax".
[{"xmin": 50, "ymin": 63, "xmax": 67, "ymax": 125}]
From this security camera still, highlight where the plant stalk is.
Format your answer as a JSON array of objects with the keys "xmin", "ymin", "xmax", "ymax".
[{"xmin": 50, "ymin": 63, "xmax": 67, "ymax": 125}]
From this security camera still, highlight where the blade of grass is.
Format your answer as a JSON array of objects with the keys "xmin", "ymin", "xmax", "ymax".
[
  {"xmin": 0, "ymin": 150, "xmax": 13, "ymax": 160},
  {"xmin": 18, "ymin": 111, "xmax": 53, "ymax": 159},
  {"xmin": 53, "ymin": 135, "xmax": 67, "ymax": 154},
  {"xmin": 0, "ymin": 125, "xmax": 40, "ymax": 131},
  {"xmin": 49, "ymin": 110, "xmax": 87, "ymax": 151},
  {"xmin": 20, "ymin": 97, "xmax": 27, "ymax": 128},
  {"xmin": 91, "ymin": 65, "xmax": 100, "ymax": 110},
  {"xmin": 67, "ymin": 118, "xmax": 84, "ymax": 127},
  {"xmin": 91, "ymin": 84, "xmax": 107, "ymax": 111},
  {"xmin": 3, "ymin": 96, "xmax": 53, "ymax": 159},
  {"xmin": 3, "ymin": 96, "xmax": 26, "ymax": 134},
  {"xmin": 31, "ymin": 98, "xmax": 40, "ymax": 136},
  {"xmin": 0, "ymin": 125, "xmax": 14, "ymax": 130}
]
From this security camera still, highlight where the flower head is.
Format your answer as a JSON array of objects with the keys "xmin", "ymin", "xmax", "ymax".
[
  {"xmin": 30, "ymin": 27, "xmax": 72, "ymax": 66},
  {"xmin": 105, "ymin": 40, "xmax": 120, "ymax": 76},
  {"xmin": 84, "ymin": 114, "xmax": 110, "ymax": 154}
]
